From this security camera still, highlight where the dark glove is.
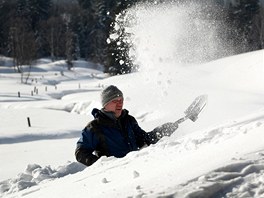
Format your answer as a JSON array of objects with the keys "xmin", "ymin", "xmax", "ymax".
[
  {"xmin": 153, "ymin": 122, "xmax": 178, "ymax": 139},
  {"xmin": 75, "ymin": 148, "xmax": 99, "ymax": 166}
]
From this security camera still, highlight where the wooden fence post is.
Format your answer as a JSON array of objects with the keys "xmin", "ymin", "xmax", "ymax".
[{"xmin": 27, "ymin": 117, "xmax": 31, "ymax": 127}]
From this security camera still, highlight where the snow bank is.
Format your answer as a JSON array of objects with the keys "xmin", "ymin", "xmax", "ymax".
[
  {"xmin": 1, "ymin": 108, "xmax": 264, "ymax": 197},
  {"xmin": 173, "ymin": 157, "xmax": 264, "ymax": 198},
  {"xmin": 0, "ymin": 162, "xmax": 86, "ymax": 195}
]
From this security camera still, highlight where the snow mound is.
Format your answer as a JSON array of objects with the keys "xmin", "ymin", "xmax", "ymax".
[
  {"xmin": 170, "ymin": 157, "xmax": 264, "ymax": 198},
  {"xmin": 71, "ymin": 100, "xmax": 99, "ymax": 115},
  {"xmin": 0, "ymin": 162, "xmax": 86, "ymax": 195}
]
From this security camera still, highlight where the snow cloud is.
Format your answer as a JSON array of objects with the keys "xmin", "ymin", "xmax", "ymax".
[{"xmin": 111, "ymin": 1, "xmax": 234, "ymax": 72}]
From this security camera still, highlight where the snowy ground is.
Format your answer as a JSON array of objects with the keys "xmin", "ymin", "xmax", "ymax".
[
  {"xmin": 1, "ymin": 49, "xmax": 264, "ymax": 198},
  {"xmin": 1, "ymin": 2, "xmax": 264, "ymax": 198}
]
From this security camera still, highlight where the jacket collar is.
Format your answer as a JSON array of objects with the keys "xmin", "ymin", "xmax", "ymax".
[{"xmin": 91, "ymin": 108, "xmax": 129, "ymax": 126}]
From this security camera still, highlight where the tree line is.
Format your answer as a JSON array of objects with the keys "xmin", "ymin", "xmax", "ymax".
[
  {"xmin": 0, "ymin": 0, "xmax": 135, "ymax": 75},
  {"xmin": 0, "ymin": 0, "xmax": 263, "ymax": 75}
]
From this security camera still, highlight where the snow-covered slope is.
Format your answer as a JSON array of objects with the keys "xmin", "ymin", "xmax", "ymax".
[{"xmin": 1, "ymin": 49, "xmax": 264, "ymax": 198}]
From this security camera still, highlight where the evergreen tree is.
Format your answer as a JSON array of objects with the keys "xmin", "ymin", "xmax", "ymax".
[
  {"xmin": 77, "ymin": 0, "xmax": 91, "ymax": 10},
  {"xmin": 258, "ymin": 3, "xmax": 264, "ymax": 48},
  {"xmin": 89, "ymin": 0, "xmax": 107, "ymax": 63},
  {"xmin": 106, "ymin": 0, "xmax": 138, "ymax": 75},
  {"xmin": 229, "ymin": 0, "xmax": 260, "ymax": 52},
  {"xmin": 16, "ymin": 0, "xmax": 52, "ymax": 30},
  {"xmin": 0, "ymin": 0, "xmax": 16, "ymax": 55},
  {"xmin": 15, "ymin": 0, "xmax": 52, "ymax": 57},
  {"xmin": 71, "ymin": 9, "xmax": 93, "ymax": 59},
  {"xmin": 76, "ymin": 0, "xmax": 138, "ymax": 74}
]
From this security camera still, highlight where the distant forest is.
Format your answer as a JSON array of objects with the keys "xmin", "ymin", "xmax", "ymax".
[{"xmin": 0, "ymin": 0, "xmax": 263, "ymax": 75}]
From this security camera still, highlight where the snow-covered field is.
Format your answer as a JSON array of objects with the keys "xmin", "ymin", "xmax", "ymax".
[
  {"xmin": 1, "ymin": 50, "xmax": 264, "ymax": 198},
  {"xmin": 1, "ymin": 2, "xmax": 264, "ymax": 198}
]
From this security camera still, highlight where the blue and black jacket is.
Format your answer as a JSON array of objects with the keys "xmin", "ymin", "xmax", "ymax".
[{"xmin": 75, "ymin": 108, "xmax": 159, "ymax": 166}]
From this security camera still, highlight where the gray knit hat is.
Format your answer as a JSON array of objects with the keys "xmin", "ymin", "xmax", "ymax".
[{"xmin": 101, "ymin": 85, "xmax": 123, "ymax": 107}]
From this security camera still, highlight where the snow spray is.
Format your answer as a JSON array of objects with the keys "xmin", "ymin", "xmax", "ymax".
[{"xmin": 109, "ymin": 1, "xmax": 234, "ymax": 72}]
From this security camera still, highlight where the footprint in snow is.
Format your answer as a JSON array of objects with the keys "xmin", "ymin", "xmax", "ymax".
[
  {"xmin": 102, "ymin": 178, "xmax": 110, "ymax": 183},
  {"xmin": 133, "ymin": 171, "xmax": 140, "ymax": 178}
]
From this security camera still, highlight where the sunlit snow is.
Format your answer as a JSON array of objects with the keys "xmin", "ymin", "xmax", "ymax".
[{"xmin": 1, "ymin": 1, "xmax": 264, "ymax": 198}]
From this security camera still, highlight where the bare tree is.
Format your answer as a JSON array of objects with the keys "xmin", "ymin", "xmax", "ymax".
[
  {"xmin": 8, "ymin": 18, "xmax": 36, "ymax": 83},
  {"xmin": 65, "ymin": 30, "xmax": 78, "ymax": 70},
  {"xmin": 42, "ymin": 16, "xmax": 66, "ymax": 61}
]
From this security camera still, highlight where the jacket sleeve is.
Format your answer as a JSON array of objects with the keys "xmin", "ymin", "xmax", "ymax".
[
  {"xmin": 75, "ymin": 127, "xmax": 100, "ymax": 166},
  {"xmin": 129, "ymin": 116, "xmax": 160, "ymax": 146},
  {"xmin": 130, "ymin": 116, "xmax": 178, "ymax": 147}
]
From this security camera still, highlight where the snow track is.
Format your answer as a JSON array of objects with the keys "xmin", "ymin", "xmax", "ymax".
[{"xmin": 171, "ymin": 156, "xmax": 264, "ymax": 198}]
